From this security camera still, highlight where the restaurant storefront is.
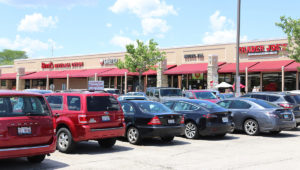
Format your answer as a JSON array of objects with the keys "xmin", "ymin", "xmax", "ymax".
[{"xmin": 0, "ymin": 38, "xmax": 299, "ymax": 92}]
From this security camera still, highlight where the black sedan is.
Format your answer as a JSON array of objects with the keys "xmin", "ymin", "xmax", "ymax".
[
  {"xmin": 120, "ymin": 100, "xmax": 185, "ymax": 144},
  {"xmin": 163, "ymin": 99, "xmax": 234, "ymax": 139}
]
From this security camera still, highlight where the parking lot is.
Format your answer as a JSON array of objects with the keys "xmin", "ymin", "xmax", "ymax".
[{"xmin": 1, "ymin": 129, "xmax": 300, "ymax": 170}]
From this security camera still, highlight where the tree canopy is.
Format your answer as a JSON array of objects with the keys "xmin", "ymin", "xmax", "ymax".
[
  {"xmin": 116, "ymin": 39, "xmax": 166, "ymax": 91},
  {"xmin": 0, "ymin": 49, "xmax": 28, "ymax": 65},
  {"xmin": 276, "ymin": 16, "xmax": 300, "ymax": 61}
]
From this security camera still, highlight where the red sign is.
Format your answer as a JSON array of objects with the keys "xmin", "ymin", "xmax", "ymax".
[
  {"xmin": 41, "ymin": 62, "xmax": 84, "ymax": 69},
  {"xmin": 239, "ymin": 43, "xmax": 287, "ymax": 56}
]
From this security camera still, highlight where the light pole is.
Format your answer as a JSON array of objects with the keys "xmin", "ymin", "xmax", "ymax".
[{"xmin": 235, "ymin": 0, "xmax": 241, "ymax": 96}]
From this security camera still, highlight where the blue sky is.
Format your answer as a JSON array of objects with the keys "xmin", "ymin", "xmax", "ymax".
[{"xmin": 0, "ymin": 0, "xmax": 299, "ymax": 58}]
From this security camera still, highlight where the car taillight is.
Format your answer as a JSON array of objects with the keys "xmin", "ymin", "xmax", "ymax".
[
  {"xmin": 148, "ymin": 116, "xmax": 161, "ymax": 125},
  {"xmin": 180, "ymin": 115, "xmax": 185, "ymax": 124},
  {"xmin": 78, "ymin": 114, "xmax": 88, "ymax": 124},
  {"xmin": 202, "ymin": 114, "xmax": 218, "ymax": 118},
  {"xmin": 278, "ymin": 103, "xmax": 293, "ymax": 109},
  {"xmin": 266, "ymin": 112, "xmax": 279, "ymax": 118}
]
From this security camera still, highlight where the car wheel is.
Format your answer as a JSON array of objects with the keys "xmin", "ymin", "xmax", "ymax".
[
  {"xmin": 27, "ymin": 155, "xmax": 46, "ymax": 163},
  {"xmin": 161, "ymin": 136, "xmax": 174, "ymax": 143},
  {"xmin": 98, "ymin": 138, "xmax": 116, "ymax": 148},
  {"xmin": 244, "ymin": 119, "xmax": 259, "ymax": 136},
  {"xmin": 127, "ymin": 126, "xmax": 141, "ymax": 145},
  {"xmin": 270, "ymin": 131, "xmax": 281, "ymax": 135},
  {"xmin": 185, "ymin": 122, "xmax": 199, "ymax": 139},
  {"xmin": 57, "ymin": 128, "xmax": 76, "ymax": 153}
]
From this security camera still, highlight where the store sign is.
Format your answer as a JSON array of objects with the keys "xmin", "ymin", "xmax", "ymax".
[
  {"xmin": 88, "ymin": 81, "xmax": 104, "ymax": 91},
  {"xmin": 100, "ymin": 58, "xmax": 119, "ymax": 66},
  {"xmin": 41, "ymin": 62, "xmax": 84, "ymax": 69},
  {"xmin": 239, "ymin": 43, "xmax": 288, "ymax": 56},
  {"xmin": 184, "ymin": 53, "xmax": 204, "ymax": 59}
]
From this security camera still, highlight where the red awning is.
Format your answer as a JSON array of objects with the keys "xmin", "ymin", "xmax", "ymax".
[
  {"xmin": 218, "ymin": 62, "xmax": 259, "ymax": 73},
  {"xmin": 143, "ymin": 65, "xmax": 177, "ymax": 76},
  {"xmin": 0, "ymin": 72, "xmax": 35, "ymax": 80},
  {"xmin": 100, "ymin": 68, "xmax": 139, "ymax": 77},
  {"xmin": 248, "ymin": 60, "xmax": 294, "ymax": 72},
  {"xmin": 284, "ymin": 61, "xmax": 299, "ymax": 71},
  {"xmin": 21, "ymin": 71, "xmax": 64, "ymax": 79},
  {"xmin": 71, "ymin": 68, "xmax": 113, "ymax": 77},
  {"xmin": 164, "ymin": 62, "xmax": 226, "ymax": 75}
]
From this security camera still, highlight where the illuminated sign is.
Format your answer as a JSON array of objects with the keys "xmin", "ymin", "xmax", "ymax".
[
  {"xmin": 41, "ymin": 62, "xmax": 84, "ymax": 69},
  {"xmin": 239, "ymin": 43, "xmax": 288, "ymax": 56},
  {"xmin": 100, "ymin": 58, "xmax": 119, "ymax": 66}
]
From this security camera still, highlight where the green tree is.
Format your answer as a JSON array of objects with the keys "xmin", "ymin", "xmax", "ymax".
[
  {"xmin": 276, "ymin": 16, "xmax": 300, "ymax": 61},
  {"xmin": 116, "ymin": 39, "xmax": 166, "ymax": 92},
  {"xmin": 0, "ymin": 49, "xmax": 28, "ymax": 65}
]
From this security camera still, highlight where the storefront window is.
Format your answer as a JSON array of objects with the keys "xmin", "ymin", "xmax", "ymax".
[
  {"xmin": 25, "ymin": 80, "xmax": 30, "ymax": 89},
  {"xmin": 147, "ymin": 75, "xmax": 157, "ymax": 87},
  {"xmin": 248, "ymin": 74, "xmax": 260, "ymax": 92},
  {"xmin": 219, "ymin": 74, "xmax": 232, "ymax": 84},
  {"xmin": 1, "ymin": 80, "xmax": 6, "ymax": 87},
  {"xmin": 263, "ymin": 73, "xmax": 281, "ymax": 91},
  {"xmin": 285, "ymin": 72, "xmax": 296, "ymax": 91},
  {"xmin": 102, "ymin": 77, "xmax": 109, "ymax": 88},
  {"xmin": 186, "ymin": 73, "xmax": 207, "ymax": 90}
]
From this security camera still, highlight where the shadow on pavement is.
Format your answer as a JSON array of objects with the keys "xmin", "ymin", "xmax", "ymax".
[
  {"xmin": 69, "ymin": 141, "xmax": 134, "ymax": 155},
  {"xmin": 260, "ymin": 132, "xmax": 299, "ymax": 138},
  {"xmin": 0, "ymin": 157, "xmax": 69, "ymax": 170},
  {"xmin": 138, "ymin": 138, "xmax": 190, "ymax": 147},
  {"xmin": 287, "ymin": 127, "xmax": 300, "ymax": 132},
  {"xmin": 198, "ymin": 134, "xmax": 240, "ymax": 141}
]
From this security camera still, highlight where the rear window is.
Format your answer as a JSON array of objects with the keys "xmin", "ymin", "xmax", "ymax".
[
  {"xmin": 292, "ymin": 95, "xmax": 300, "ymax": 104},
  {"xmin": 0, "ymin": 96, "xmax": 50, "ymax": 117},
  {"xmin": 87, "ymin": 96, "xmax": 120, "ymax": 111},
  {"xmin": 137, "ymin": 102, "xmax": 172, "ymax": 114},
  {"xmin": 252, "ymin": 99, "xmax": 279, "ymax": 109},
  {"xmin": 268, "ymin": 95, "xmax": 280, "ymax": 102},
  {"xmin": 284, "ymin": 96, "xmax": 296, "ymax": 104},
  {"xmin": 194, "ymin": 92, "xmax": 217, "ymax": 99}
]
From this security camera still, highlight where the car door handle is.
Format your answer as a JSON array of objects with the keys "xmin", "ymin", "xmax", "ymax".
[{"xmin": 54, "ymin": 113, "xmax": 60, "ymax": 118}]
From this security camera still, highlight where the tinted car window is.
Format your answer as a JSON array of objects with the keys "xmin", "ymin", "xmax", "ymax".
[
  {"xmin": 251, "ymin": 99, "xmax": 279, "ymax": 108},
  {"xmin": 67, "ymin": 96, "xmax": 81, "ymax": 111},
  {"xmin": 160, "ymin": 89, "xmax": 182, "ymax": 97},
  {"xmin": 292, "ymin": 95, "xmax": 300, "ymax": 104},
  {"xmin": 163, "ymin": 101, "xmax": 174, "ymax": 109},
  {"xmin": 87, "ymin": 96, "xmax": 120, "ymax": 111},
  {"xmin": 137, "ymin": 102, "xmax": 172, "ymax": 114},
  {"xmin": 268, "ymin": 95, "xmax": 280, "ymax": 102},
  {"xmin": 252, "ymin": 95, "xmax": 267, "ymax": 100},
  {"xmin": 121, "ymin": 103, "xmax": 135, "ymax": 114},
  {"xmin": 217, "ymin": 101, "xmax": 231, "ymax": 109},
  {"xmin": 173, "ymin": 102, "xmax": 198, "ymax": 111},
  {"xmin": 241, "ymin": 94, "xmax": 251, "ymax": 97},
  {"xmin": 194, "ymin": 92, "xmax": 217, "ymax": 99},
  {"xmin": 284, "ymin": 96, "xmax": 296, "ymax": 104},
  {"xmin": 230, "ymin": 100, "xmax": 251, "ymax": 109},
  {"xmin": 0, "ymin": 96, "xmax": 50, "ymax": 117},
  {"xmin": 196, "ymin": 101, "xmax": 223, "ymax": 110},
  {"xmin": 46, "ymin": 95, "xmax": 63, "ymax": 110}
]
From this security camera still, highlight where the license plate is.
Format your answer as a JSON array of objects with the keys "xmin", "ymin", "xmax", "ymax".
[
  {"xmin": 222, "ymin": 117, "xmax": 229, "ymax": 123},
  {"xmin": 102, "ymin": 115, "xmax": 110, "ymax": 121},
  {"xmin": 168, "ymin": 119, "xmax": 175, "ymax": 124},
  {"xmin": 284, "ymin": 114, "xmax": 289, "ymax": 119},
  {"xmin": 18, "ymin": 127, "xmax": 31, "ymax": 135}
]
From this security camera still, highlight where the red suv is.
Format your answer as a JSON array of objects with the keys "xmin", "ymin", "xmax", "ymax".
[
  {"xmin": 0, "ymin": 91, "xmax": 56, "ymax": 163},
  {"xmin": 45, "ymin": 92, "xmax": 125, "ymax": 153}
]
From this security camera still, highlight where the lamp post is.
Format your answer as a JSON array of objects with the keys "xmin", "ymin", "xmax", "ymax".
[{"xmin": 235, "ymin": 0, "xmax": 241, "ymax": 96}]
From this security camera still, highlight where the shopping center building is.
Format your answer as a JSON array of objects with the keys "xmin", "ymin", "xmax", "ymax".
[{"xmin": 0, "ymin": 38, "xmax": 298, "ymax": 93}]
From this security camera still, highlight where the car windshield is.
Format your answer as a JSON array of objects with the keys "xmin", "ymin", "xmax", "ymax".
[
  {"xmin": 106, "ymin": 90, "xmax": 120, "ymax": 95},
  {"xmin": 194, "ymin": 92, "xmax": 217, "ymax": 99},
  {"xmin": 160, "ymin": 89, "xmax": 182, "ymax": 97},
  {"xmin": 195, "ymin": 100, "xmax": 224, "ymax": 110},
  {"xmin": 251, "ymin": 99, "xmax": 279, "ymax": 109},
  {"xmin": 0, "ymin": 96, "xmax": 50, "ymax": 117},
  {"xmin": 87, "ymin": 96, "xmax": 120, "ymax": 111},
  {"xmin": 127, "ymin": 92, "xmax": 145, "ymax": 96},
  {"xmin": 137, "ymin": 102, "xmax": 172, "ymax": 114}
]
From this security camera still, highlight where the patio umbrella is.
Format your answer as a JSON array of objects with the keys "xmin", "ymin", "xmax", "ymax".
[{"xmin": 215, "ymin": 82, "xmax": 232, "ymax": 88}]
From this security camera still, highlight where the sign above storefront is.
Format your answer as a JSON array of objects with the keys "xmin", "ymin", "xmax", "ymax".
[
  {"xmin": 239, "ymin": 43, "xmax": 288, "ymax": 56},
  {"xmin": 100, "ymin": 58, "xmax": 119, "ymax": 66},
  {"xmin": 184, "ymin": 53, "xmax": 204, "ymax": 59},
  {"xmin": 41, "ymin": 62, "xmax": 84, "ymax": 69},
  {"xmin": 88, "ymin": 81, "xmax": 104, "ymax": 91}
]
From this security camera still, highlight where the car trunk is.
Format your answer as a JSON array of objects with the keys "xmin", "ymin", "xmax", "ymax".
[
  {"xmin": 273, "ymin": 109, "xmax": 294, "ymax": 120},
  {"xmin": 206, "ymin": 111, "xmax": 230, "ymax": 123},
  {"xmin": 156, "ymin": 113, "xmax": 182, "ymax": 126}
]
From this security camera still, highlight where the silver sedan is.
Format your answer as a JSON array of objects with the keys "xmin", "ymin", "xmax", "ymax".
[{"xmin": 217, "ymin": 98, "xmax": 296, "ymax": 135}]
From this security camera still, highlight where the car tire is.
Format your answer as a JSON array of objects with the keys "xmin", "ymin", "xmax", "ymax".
[
  {"xmin": 161, "ymin": 136, "xmax": 174, "ymax": 142},
  {"xmin": 270, "ymin": 131, "xmax": 281, "ymax": 135},
  {"xmin": 127, "ymin": 126, "xmax": 141, "ymax": 145},
  {"xmin": 98, "ymin": 138, "xmax": 116, "ymax": 148},
  {"xmin": 57, "ymin": 128, "xmax": 76, "ymax": 153},
  {"xmin": 185, "ymin": 122, "xmax": 199, "ymax": 139},
  {"xmin": 27, "ymin": 155, "xmax": 46, "ymax": 163},
  {"xmin": 244, "ymin": 119, "xmax": 259, "ymax": 136}
]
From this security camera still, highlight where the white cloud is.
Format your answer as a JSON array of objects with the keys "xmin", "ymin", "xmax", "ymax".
[
  {"xmin": 0, "ymin": 0, "xmax": 98, "ymax": 8},
  {"xmin": 109, "ymin": 0, "xmax": 177, "ymax": 37},
  {"xmin": 106, "ymin": 23, "xmax": 112, "ymax": 28},
  {"xmin": 110, "ymin": 35, "xmax": 135, "ymax": 49},
  {"xmin": 202, "ymin": 11, "xmax": 248, "ymax": 44},
  {"xmin": 18, "ymin": 13, "xmax": 58, "ymax": 32},
  {"xmin": 141, "ymin": 18, "xmax": 169, "ymax": 35},
  {"xmin": 0, "ymin": 35, "xmax": 63, "ymax": 57}
]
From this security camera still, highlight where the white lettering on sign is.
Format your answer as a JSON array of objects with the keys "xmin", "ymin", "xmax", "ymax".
[{"xmin": 88, "ymin": 81, "xmax": 104, "ymax": 91}]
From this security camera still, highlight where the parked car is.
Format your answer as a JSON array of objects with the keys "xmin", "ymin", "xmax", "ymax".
[
  {"xmin": 219, "ymin": 93, "xmax": 234, "ymax": 100},
  {"xmin": 118, "ymin": 95, "xmax": 148, "ymax": 101},
  {"xmin": 0, "ymin": 91, "xmax": 56, "ymax": 163},
  {"xmin": 24, "ymin": 89, "xmax": 53, "ymax": 94},
  {"xmin": 104, "ymin": 88, "xmax": 120, "ymax": 95},
  {"xmin": 217, "ymin": 98, "xmax": 296, "ymax": 135},
  {"xmin": 241, "ymin": 92, "xmax": 300, "ymax": 126},
  {"xmin": 184, "ymin": 90, "xmax": 220, "ymax": 103},
  {"xmin": 146, "ymin": 87, "xmax": 186, "ymax": 103},
  {"xmin": 45, "ymin": 92, "xmax": 125, "ymax": 153},
  {"xmin": 120, "ymin": 100, "xmax": 185, "ymax": 144},
  {"xmin": 126, "ymin": 92, "xmax": 147, "ymax": 97},
  {"xmin": 163, "ymin": 99, "xmax": 233, "ymax": 139}
]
